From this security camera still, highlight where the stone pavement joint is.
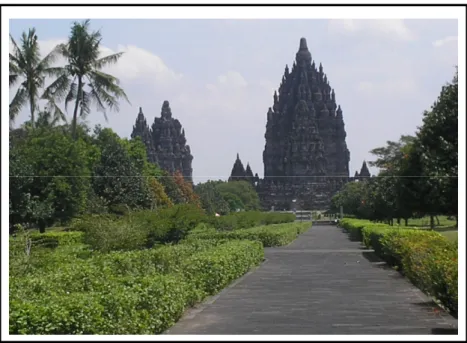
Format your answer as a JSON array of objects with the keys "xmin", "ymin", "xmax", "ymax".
[{"xmin": 165, "ymin": 225, "xmax": 458, "ymax": 335}]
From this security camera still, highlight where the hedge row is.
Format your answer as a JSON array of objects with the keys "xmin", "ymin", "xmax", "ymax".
[
  {"xmin": 208, "ymin": 211, "xmax": 296, "ymax": 231},
  {"xmin": 10, "ymin": 239, "xmax": 264, "ymax": 334},
  {"xmin": 340, "ymin": 218, "xmax": 458, "ymax": 316},
  {"xmin": 186, "ymin": 222, "xmax": 311, "ymax": 247},
  {"xmin": 70, "ymin": 206, "xmax": 297, "ymax": 252}
]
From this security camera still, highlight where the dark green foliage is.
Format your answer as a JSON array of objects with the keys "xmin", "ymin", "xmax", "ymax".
[
  {"xmin": 9, "ymin": 129, "xmax": 96, "ymax": 229},
  {"xmin": 216, "ymin": 181, "xmax": 261, "ymax": 211},
  {"xmin": 137, "ymin": 204, "xmax": 207, "ymax": 245},
  {"xmin": 331, "ymin": 69, "xmax": 457, "ymax": 226},
  {"xmin": 194, "ymin": 181, "xmax": 230, "ymax": 215},
  {"xmin": 92, "ymin": 128, "xmax": 152, "ymax": 210}
]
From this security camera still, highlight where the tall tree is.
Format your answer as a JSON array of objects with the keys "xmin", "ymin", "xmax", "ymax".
[
  {"xmin": 417, "ymin": 69, "xmax": 458, "ymax": 225},
  {"xmin": 9, "ymin": 28, "xmax": 60, "ymax": 128},
  {"xmin": 43, "ymin": 19, "xmax": 130, "ymax": 139}
]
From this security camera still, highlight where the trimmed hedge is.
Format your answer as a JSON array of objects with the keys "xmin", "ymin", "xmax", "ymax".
[
  {"xmin": 186, "ymin": 222, "xmax": 311, "ymax": 247},
  {"xmin": 340, "ymin": 219, "xmax": 458, "ymax": 316},
  {"xmin": 29, "ymin": 231, "xmax": 84, "ymax": 248},
  {"xmin": 9, "ymin": 239, "xmax": 264, "ymax": 334},
  {"xmin": 208, "ymin": 211, "xmax": 296, "ymax": 231}
]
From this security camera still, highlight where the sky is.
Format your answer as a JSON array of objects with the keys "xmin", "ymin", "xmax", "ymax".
[{"xmin": 9, "ymin": 19, "xmax": 458, "ymax": 184}]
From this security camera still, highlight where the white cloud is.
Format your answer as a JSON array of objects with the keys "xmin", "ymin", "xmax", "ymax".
[
  {"xmin": 432, "ymin": 35, "xmax": 457, "ymax": 48},
  {"xmin": 216, "ymin": 70, "xmax": 248, "ymax": 88},
  {"xmin": 328, "ymin": 19, "xmax": 416, "ymax": 41}
]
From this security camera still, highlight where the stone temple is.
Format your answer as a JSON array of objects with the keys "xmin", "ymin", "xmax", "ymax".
[
  {"xmin": 131, "ymin": 101, "xmax": 193, "ymax": 182},
  {"xmin": 230, "ymin": 37, "xmax": 351, "ymax": 210}
]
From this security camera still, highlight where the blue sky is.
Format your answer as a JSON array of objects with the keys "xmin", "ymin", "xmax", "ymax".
[{"xmin": 9, "ymin": 19, "xmax": 458, "ymax": 183}]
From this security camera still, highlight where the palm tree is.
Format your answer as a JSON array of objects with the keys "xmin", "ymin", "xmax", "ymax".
[
  {"xmin": 9, "ymin": 28, "xmax": 61, "ymax": 128},
  {"xmin": 43, "ymin": 19, "xmax": 130, "ymax": 139}
]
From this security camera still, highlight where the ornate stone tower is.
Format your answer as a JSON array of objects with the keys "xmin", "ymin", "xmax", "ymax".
[
  {"xmin": 258, "ymin": 37, "xmax": 351, "ymax": 210},
  {"xmin": 354, "ymin": 160, "xmax": 371, "ymax": 181},
  {"xmin": 228, "ymin": 154, "xmax": 259, "ymax": 186},
  {"xmin": 131, "ymin": 101, "xmax": 193, "ymax": 182}
]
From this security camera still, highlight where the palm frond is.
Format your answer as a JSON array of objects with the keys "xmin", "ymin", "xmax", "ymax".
[
  {"xmin": 64, "ymin": 81, "xmax": 78, "ymax": 112},
  {"xmin": 80, "ymin": 90, "xmax": 92, "ymax": 118},
  {"xmin": 46, "ymin": 101, "xmax": 68, "ymax": 125},
  {"xmin": 37, "ymin": 43, "xmax": 62, "ymax": 71},
  {"xmin": 9, "ymin": 35, "xmax": 24, "ymax": 67},
  {"xmin": 9, "ymin": 87, "xmax": 28, "ymax": 123},
  {"xmin": 89, "ymin": 70, "xmax": 130, "ymax": 104},
  {"xmin": 42, "ymin": 73, "xmax": 72, "ymax": 102},
  {"xmin": 93, "ymin": 52, "xmax": 124, "ymax": 70}
]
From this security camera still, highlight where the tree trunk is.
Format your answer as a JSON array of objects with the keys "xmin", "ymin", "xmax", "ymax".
[
  {"xmin": 38, "ymin": 220, "xmax": 46, "ymax": 234},
  {"xmin": 29, "ymin": 95, "xmax": 35, "ymax": 129},
  {"xmin": 72, "ymin": 77, "xmax": 83, "ymax": 140},
  {"xmin": 435, "ymin": 216, "xmax": 440, "ymax": 226},
  {"xmin": 430, "ymin": 215, "xmax": 435, "ymax": 229},
  {"xmin": 397, "ymin": 218, "xmax": 401, "ymax": 225},
  {"xmin": 404, "ymin": 218, "xmax": 408, "ymax": 226}
]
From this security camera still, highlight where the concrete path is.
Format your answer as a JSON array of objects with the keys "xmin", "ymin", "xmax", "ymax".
[{"xmin": 166, "ymin": 225, "xmax": 458, "ymax": 335}]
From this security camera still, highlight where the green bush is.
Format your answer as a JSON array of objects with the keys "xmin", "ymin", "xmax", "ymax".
[
  {"xmin": 29, "ymin": 231, "xmax": 84, "ymax": 249},
  {"xmin": 209, "ymin": 211, "xmax": 296, "ymax": 231},
  {"xmin": 341, "ymin": 219, "xmax": 458, "ymax": 316},
  {"xmin": 80, "ymin": 216, "xmax": 149, "ymax": 253},
  {"xmin": 9, "ymin": 239, "xmax": 264, "ymax": 335},
  {"xmin": 187, "ymin": 222, "xmax": 310, "ymax": 247},
  {"xmin": 10, "ymin": 274, "xmax": 193, "ymax": 335},
  {"xmin": 132, "ymin": 204, "xmax": 207, "ymax": 245}
]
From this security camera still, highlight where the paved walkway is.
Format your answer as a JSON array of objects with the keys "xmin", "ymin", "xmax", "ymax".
[{"xmin": 166, "ymin": 225, "xmax": 458, "ymax": 335}]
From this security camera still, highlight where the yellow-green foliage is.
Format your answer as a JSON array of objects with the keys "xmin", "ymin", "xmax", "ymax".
[
  {"xmin": 186, "ymin": 222, "xmax": 311, "ymax": 247},
  {"xmin": 9, "ymin": 238, "xmax": 263, "ymax": 334},
  {"xmin": 340, "ymin": 219, "xmax": 458, "ymax": 315}
]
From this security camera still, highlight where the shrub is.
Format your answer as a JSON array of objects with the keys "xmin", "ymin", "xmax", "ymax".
[
  {"xmin": 180, "ymin": 240, "xmax": 264, "ymax": 297},
  {"xmin": 80, "ymin": 216, "xmax": 149, "ymax": 253},
  {"xmin": 341, "ymin": 219, "xmax": 458, "ymax": 316},
  {"xmin": 29, "ymin": 231, "xmax": 84, "ymax": 249},
  {"xmin": 9, "ymin": 240, "xmax": 264, "ymax": 335},
  {"xmin": 187, "ymin": 222, "xmax": 310, "ymax": 247},
  {"xmin": 209, "ymin": 211, "xmax": 296, "ymax": 231},
  {"xmin": 10, "ymin": 274, "xmax": 193, "ymax": 335},
  {"xmin": 132, "ymin": 204, "xmax": 207, "ymax": 245}
]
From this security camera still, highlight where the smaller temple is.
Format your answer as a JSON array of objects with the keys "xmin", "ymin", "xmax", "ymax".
[
  {"xmin": 354, "ymin": 161, "xmax": 371, "ymax": 181},
  {"xmin": 131, "ymin": 101, "xmax": 193, "ymax": 182},
  {"xmin": 228, "ymin": 154, "xmax": 259, "ymax": 186}
]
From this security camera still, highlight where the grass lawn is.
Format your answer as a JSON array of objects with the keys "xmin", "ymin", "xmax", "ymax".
[{"xmin": 439, "ymin": 230, "xmax": 458, "ymax": 242}]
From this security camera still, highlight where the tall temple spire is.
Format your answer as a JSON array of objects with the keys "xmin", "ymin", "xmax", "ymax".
[
  {"xmin": 295, "ymin": 37, "xmax": 312, "ymax": 64},
  {"xmin": 359, "ymin": 161, "xmax": 371, "ymax": 179},
  {"xmin": 161, "ymin": 100, "xmax": 172, "ymax": 120}
]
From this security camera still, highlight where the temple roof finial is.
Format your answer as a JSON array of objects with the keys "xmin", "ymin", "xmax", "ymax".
[{"xmin": 299, "ymin": 37, "xmax": 309, "ymax": 51}]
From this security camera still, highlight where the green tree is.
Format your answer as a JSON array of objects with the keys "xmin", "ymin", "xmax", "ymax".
[
  {"xmin": 195, "ymin": 181, "xmax": 230, "ymax": 215},
  {"xmin": 92, "ymin": 128, "xmax": 152, "ymax": 211},
  {"xmin": 43, "ymin": 19, "xmax": 129, "ymax": 139},
  {"xmin": 9, "ymin": 129, "xmax": 96, "ymax": 231},
  {"xmin": 9, "ymin": 28, "xmax": 61, "ymax": 128},
  {"xmin": 417, "ymin": 69, "xmax": 458, "ymax": 225},
  {"xmin": 216, "ymin": 181, "xmax": 260, "ymax": 211}
]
